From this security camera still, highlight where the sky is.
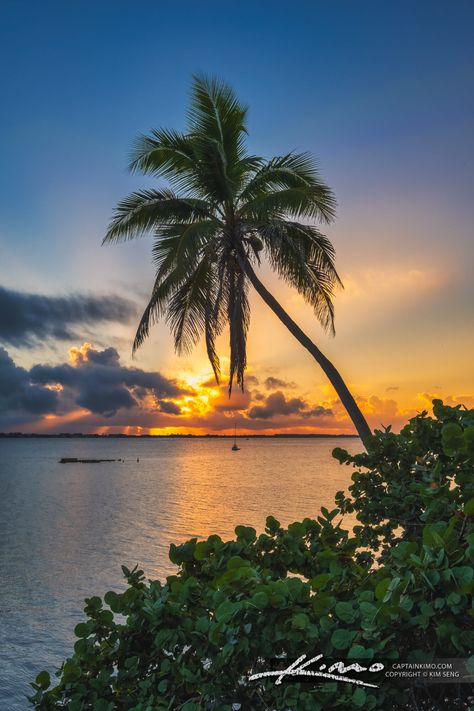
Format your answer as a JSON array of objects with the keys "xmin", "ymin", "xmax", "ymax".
[{"xmin": 0, "ymin": 0, "xmax": 473, "ymax": 435}]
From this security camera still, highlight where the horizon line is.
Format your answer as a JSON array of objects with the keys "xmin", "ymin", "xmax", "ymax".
[{"xmin": 0, "ymin": 432, "xmax": 359, "ymax": 439}]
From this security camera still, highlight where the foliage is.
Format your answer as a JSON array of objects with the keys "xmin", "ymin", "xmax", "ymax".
[
  {"xmin": 30, "ymin": 402, "xmax": 474, "ymax": 710},
  {"xmin": 102, "ymin": 74, "xmax": 372, "ymax": 444},
  {"xmin": 103, "ymin": 75, "xmax": 339, "ymax": 393}
]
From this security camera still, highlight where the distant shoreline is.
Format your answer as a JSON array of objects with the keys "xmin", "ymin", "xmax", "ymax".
[{"xmin": 0, "ymin": 432, "xmax": 358, "ymax": 439}]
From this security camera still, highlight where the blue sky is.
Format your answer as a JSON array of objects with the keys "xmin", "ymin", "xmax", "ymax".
[
  {"xmin": 0, "ymin": 1, "xmax": 473, "ymax": 433},
  {"xmin": 1, "ymin": 1, "xmax": 472, "ymax": 283}
]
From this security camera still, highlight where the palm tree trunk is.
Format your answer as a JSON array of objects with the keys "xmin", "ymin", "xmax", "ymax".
[{"xmin": 241, "ymin": 259, "xmax": 372, "ymax": 446}]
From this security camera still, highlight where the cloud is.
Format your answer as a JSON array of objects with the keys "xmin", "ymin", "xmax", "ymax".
[
  {"xmin": 158, "ymin": 400, "xmax": 181, "ymax": 415},
  {"xmin": 302, "ymin": 406, "xmax": 334, "ymax": 418},
  {"xmin": 212, "ymin": 385, "xmax": 252, "ymax": 413},
  {"xmin": 0, "ymin": 347, "xmax": 58, "ymax": 426},
  {"xmin": 3, "ymin": 342, "xmax": 469, "ymax": 436},
  {"xmin": 386, "ymin": 386, "xmax": 399, "ymax": 392},
  {"xmin": 247, "ymin": 390, "xmax": 332, "ymax": 420},
  {"xmin": 359, "ymin": 395, "xmax": 399, "ymax": 419},
  {"xmin": 418, "ymin": 392, "xmax": 474, "ymax": 410},
  {"xmin": 264, "ymin": 376, "xmax": 297, "ymax": 389},
  {"xmin": 29, "ymin": 343, "xmax": 184, "ymax": 418},
  {"xmin": 0, "ymin": 286, "xmax": 136, "ymax": 347}
]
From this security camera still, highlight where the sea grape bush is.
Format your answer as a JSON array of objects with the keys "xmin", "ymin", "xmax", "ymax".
[{"xmin": 30, "ymin": 401, "xmax": 474, "ymax": 710}]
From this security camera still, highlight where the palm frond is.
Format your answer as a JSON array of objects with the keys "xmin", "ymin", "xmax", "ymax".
[
  {"xmin": 189, "ymin": 74, "xmax": 248, "ymax": 158},
  {"xmin": 188, "ymin": 74, "xmax": 252, "ymax": 198},
  {"xmin": 129, "ymin": 129, "xmax": 194, "ymax": 180},
  {"xmin": 151, "ymin": 220, "xmax": 220, "ymax": 270},
  {"xmin": 240, "ymin": 186, "xmax": 336, "ymax": 223},
  {"xmin": 239, "ymin": 152, "xmax": 336, "ymax": 223},
  {"xmin": 106, "ymin": 75, "xmax": 345, "ymax": 393},
  {"xmin": 133, "ymin": 271, "xmax": 180, "ymax": 352},
  {"xmin": 205, "ymin": 290, "xmax": 221, "ymax": 383},
  {"xmin": 103, "ymin": 189, "xmax": 212, "ymax": 244},
  {"xmin": 166, "ymin": 257, "xmax": 218, "ymax": 355},
  {"xmin": 134, "ymin": 230, "xmax": 224, "ymax": 355},
  {"xmin": 253, "ymin": 220, "xmax": 341, "ymax": 334},
  {"xmin": 227, "ymin": 265, "xmax": 250, "ymax": 392}
]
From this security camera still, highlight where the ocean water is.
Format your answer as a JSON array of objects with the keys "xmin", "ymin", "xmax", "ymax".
[{"xmin": 0, "ymin": 436, "xmax": 360, "ymax": 709}]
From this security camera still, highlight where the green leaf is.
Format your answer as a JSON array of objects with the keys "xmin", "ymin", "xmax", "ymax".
[
  {"xmin": 74, "ymin": 622, "xmax": 89, "ymax": 638},
  {"xmin": 347, "ymin": 644, "xmax": 374, "ymax": 660},
  {"xmin": 359, "ymin": 601, "xmax": 377, "ymax": 620},
  {"xmin": 250, "ymin": 592, "xmax": 269, "ymax": 610},
  {"xmin": 352, "ymin": 688, "xmax": 367, "ymax": 707},
  {"xmin": 265, "ymin": 516, "xmax": 281, "ymax": 534},
  {"xmin": 441, "ymin": 423, "xmax": 464, "ymax": 455},
  {"xmin": 235, "ymin": 525, "xmax": 257, "ymax": 542},
  {"xmin": 464, "ymin": 426, "xmax": 474, "ymax": 457},
  {"xmin": 335, "ymin": 601, "xmax": 356, "ymax": 623},
  {"xmin": 312, "ymin": 593, "xmax": 335, "ymax": 615},
  {"xmin": 392, "ymin": 542, "xmax": 417, "ymax": 561},
  {"xmin": 292, "ymin": 613, "xmax": 310, "ymax": 630},
  {"xmin": 195, "ymin": 616, "xmax": 210, "ymax": 633},
  {"xmin": 208, "ymin": 622, "xmax": 222, "ymax": 646},
  {"xmin": 453, "ymin": 566, "xmax": 473, "ymax": 588},
  {"xmin": 193, "ymin": 541, "xmax": 210, "ymax": 560},
  {"xmin": 332, "ymin": 447, "xmax": 349, "ymax": 463},
  {"xmin": 288, "ymin": 521, "xmax": 306, "ymax": 537},
  {"xmin": 464, "ymin": 499, "xmax": 474, "ymax": 515},
  {"xmin": 331, "ymin": 628, "xmax": 357, "ymax": 650},
  {"xmin": 422, "ymin": 525, "xmax": 445, "ymax": 548},
  {"xmin": 375, "ymin": 578, "xmax": 390, "ymax": 601},
  {"xmin": 99, "ymin": 610, "xmax": 114, "ymax": 626},
  {"xmin": 227, "ymin": 556, "xmax": 250, "ymax": 570},
  {"xmin": 35, "ymin": 671, "xmax": 50, "ymax": 690},
  {"xmin": 215, "ymin": 600, "xmax": 239, "ymax": 623},
  {"xmin": 447, "ymin": 592, "xmax": 461, "ymax": 607},
  {"xmin": 310, "ymin": 573, "xmax": 332, "ymax": 590},
  {"xmin": 104, "ymin": 590, "xmax": 120, "ymax": 610},
  {"xmin": 85, "ymin": 595, "xmax": 102, "ymax": 610}
]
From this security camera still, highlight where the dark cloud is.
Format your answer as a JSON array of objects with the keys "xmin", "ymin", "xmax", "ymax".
[
  {"xmin": 74, "ymin": 346, "xmax": 121, "ymax": 367},
  {"xmin": 301, "ymin": 406, "xmax": 333, "ymax": 418},
  {"xmin": 158, "ymin": 400, "xmax": 182, "ymax": 415},
  {"xmin": 248, "ymin": 391, "xmax": 307, "ymax": 420},
  {"xmin": 0, "ymin": 286, "xmax": 137, "ymax": 347},
  {"xmin": 386, "ymin": 386, "xmax": 399, "ymax": 392},
  {"xmin": 0, "ymin": 345, "xmax": 337, "ymax": 433},
  {"xmin": 264, "ymin": 377, "xmax": 296, "ymax": 389},
  {"xmin": 0, "ymin": 347, "xmax": 58, "ymax": 425},
  {"xmin": 29, "ymin": 344, "xmax": 184, "ymax": 418},
  {"xmin": 247, "ymin": 390, "xmax": 332, "ymax": 420},
  {"xmin": 0, "ymin": 343, "xmax": 187, "ymax": 428}
]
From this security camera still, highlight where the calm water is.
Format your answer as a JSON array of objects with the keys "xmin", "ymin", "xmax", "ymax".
[{"xmin": 0, "ymin": 437, "xmax": 359, "ymax": 709}]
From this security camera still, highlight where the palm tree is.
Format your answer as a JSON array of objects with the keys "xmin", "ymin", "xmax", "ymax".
[{"xmin": 103, "ymin": 75, "xmax": 372, "ymax": 444}]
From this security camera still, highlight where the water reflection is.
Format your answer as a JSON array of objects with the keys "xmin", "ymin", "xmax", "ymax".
[{"xmin": 0, "ymin": 436, "xmax": 360, "ymax": 709}]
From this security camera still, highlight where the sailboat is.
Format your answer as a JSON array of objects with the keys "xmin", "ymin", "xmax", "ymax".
[{"xmin": 231, "ymin": 423, "xmax": 240, "ymax": 451}]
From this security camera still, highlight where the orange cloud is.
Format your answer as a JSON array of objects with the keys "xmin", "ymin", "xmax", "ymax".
[{"xmin": 4, "ymin": 339, "xmax": 473, "ymax": 437}]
